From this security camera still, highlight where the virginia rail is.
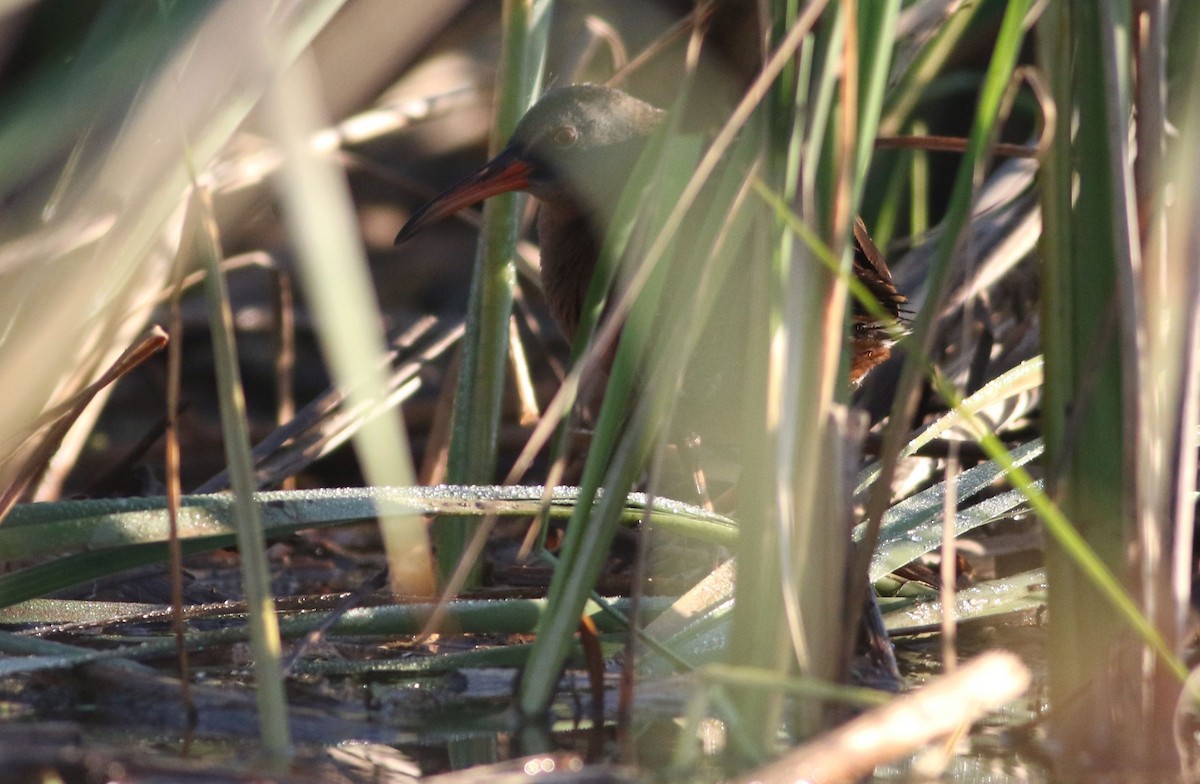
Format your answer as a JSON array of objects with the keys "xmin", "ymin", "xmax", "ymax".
[{"xmin": 396, "ymin": 83, "xmax": 906, "ymax": 384}]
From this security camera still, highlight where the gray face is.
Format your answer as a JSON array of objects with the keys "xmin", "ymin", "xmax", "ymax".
[
  {"xmin": 506, "ymin": 85, "xmax": 666, "ymax": 207},
  {"xmin": 394, "ymin": 85, "xmax": 666, "ymax": 246}
]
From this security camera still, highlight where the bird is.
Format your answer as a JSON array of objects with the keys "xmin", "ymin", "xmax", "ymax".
[
  {"xmin": 396, "ymin": 88, "xmax": 909, "ymax": 673},
  {"xmin": 396, "ymin": 83, "xmax": 907, "ymax": 385}
]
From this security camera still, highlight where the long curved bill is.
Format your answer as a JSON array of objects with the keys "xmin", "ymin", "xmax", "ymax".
[{"xmin": 395, "ymin": 147, "xmax": 532, "ymax": 243}]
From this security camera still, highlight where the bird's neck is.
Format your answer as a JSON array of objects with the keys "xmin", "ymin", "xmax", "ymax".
[{"xmin": 535, "ymin": 198, "xmax": 602, "ymax": 341}]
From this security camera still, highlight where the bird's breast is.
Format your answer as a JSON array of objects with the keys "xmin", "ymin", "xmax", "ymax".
[{"xmin": 535, "ymin": 202, "xmax": 603, "ymax": 341}]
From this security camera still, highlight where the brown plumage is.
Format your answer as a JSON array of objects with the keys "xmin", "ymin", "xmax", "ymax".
[{"xmin": 850, "ymin": 217, "xmax": 908, "ymax": 384}]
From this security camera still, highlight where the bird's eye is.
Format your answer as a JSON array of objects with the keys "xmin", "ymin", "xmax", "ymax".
[{"xmin": 551, "ymin": 126, "xmax": 578, "ymax": 148}]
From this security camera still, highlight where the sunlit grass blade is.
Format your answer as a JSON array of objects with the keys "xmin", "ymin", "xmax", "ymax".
[
  {"xmin": 882, "ymin": 569, "xmax": 1046, "ymax": 634},
  {"xmin": 865, "ymin": 440, "xmax": 1043, "ymax": 580},
  {"xmin": 855, "ymin": 355, "xmax": 1043, "ymax": 493},
  {"xmin": 260, "ymin": 40, "xmax": 434, "ymax": 597},
  {"xmin": 0, "ymin": 486, "xmax": 736, "ymax": 607}
]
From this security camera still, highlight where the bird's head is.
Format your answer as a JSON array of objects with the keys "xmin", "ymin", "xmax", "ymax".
[{"xmin": 396, "ymin": 84, "xmax": 665, "ymax": 242}]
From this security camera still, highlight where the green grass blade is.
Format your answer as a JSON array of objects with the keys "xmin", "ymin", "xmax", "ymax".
[
  {"xmin": 439, "ymin": 0, "xmax": 554, "ymax": 585},
  {"xmin": 193, "ymin": 188, "xmax": 291, "ymax": 761}
]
